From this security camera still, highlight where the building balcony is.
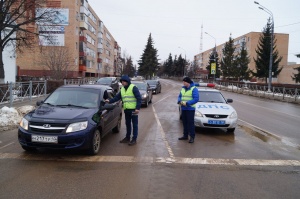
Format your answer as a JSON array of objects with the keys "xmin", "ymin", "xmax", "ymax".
[
  {"xmin": 79, "ymin": 21, "xmax": 88, "ymax": 30},
  {"xmin": 97, "ymin": 58, "xmax": 102, "ymax": 63},
  {"xmin": 79, "ymin": 65, "xmax": 86, "ymax": 71},
  {"xmin": 79, "ymin": 36, "xmax": 87, "ymax": 42},
  {"xmin": 79, "ymin": 51, "xmax": 86, "ymax": 57}
]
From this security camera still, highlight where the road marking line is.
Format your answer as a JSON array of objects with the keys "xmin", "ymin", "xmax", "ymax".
[
  {"xmin": 1, "ymin": 153, "xmax": 300, "ymax": 166},
  {"xmin": 0, "ymin": 142, "xmax": 14, "ymax": 150},
  {"xmin": 152, "ymin": 105, "xmax": 175, "ymax": 159}
]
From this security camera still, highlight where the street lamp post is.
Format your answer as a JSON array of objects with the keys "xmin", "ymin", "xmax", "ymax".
[
  {"xmin": 178, "ymin": 46, "xmax": 186, "ymax": 77},
  {"xmin": 254, "ymin": 1, "xmax": 274, "ymax": 92},
  {"xmin": 205, "ymin": 32, "xmax": 217, "ymax": 82}
]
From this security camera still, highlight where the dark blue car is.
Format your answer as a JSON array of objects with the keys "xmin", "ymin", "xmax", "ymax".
[{"xmin": 18, "ymin": 84, "xmax": 122, "ymax": 155}]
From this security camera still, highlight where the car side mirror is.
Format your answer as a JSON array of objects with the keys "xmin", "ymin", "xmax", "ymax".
[
  {"xmin": 36, "ymin": 100, "xmax": 44, "ymax": 106},
  {"xmin": 227, "ymin": 99, "xmax": 233, "ymax": 103}
]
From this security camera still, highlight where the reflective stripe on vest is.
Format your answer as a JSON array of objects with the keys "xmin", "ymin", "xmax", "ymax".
[
  {"xmin": 121, "ymin": 84, "xmax": 137, "ymax": 110},
  {"xmin": 180, "ymin": 86, "xmax": 196, "ymax": 108}
]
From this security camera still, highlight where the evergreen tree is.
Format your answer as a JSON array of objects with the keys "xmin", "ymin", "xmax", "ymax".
[
  {"xmin": 164, "ymin": 53, "xmax": 173, "ymax": 77},
  {"xmin": 206, "ymin": 48, "xmax": 220, "ymax": 79},
  {"xmin": 123, "ymin": 56, "xmax": 135, "ymax": 77},
  {"xmin": 292, "ymin": 54, "xmax": 300, "ymax": 83},
  {"xmin": 220, "ymin": 35, "xmax": 236, "ymax": 79},
  {"xmin": 138, "ymin": 33, "xmax": 159, "ymax": 79},
  {"xmin": 236, "ymin": 40, "xmax": 251, "ymax": 81},
  {"xmin": 251, "ymin": 19, "xmax": 283, "ymax": 83},
  {"xmin": 177, "ymin": 54, "xmax": 185, "ymax": 77}
]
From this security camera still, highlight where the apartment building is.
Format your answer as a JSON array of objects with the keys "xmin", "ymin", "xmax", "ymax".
[
  {"xmin": 194, "ymin": 32, "xmax": 297, "ymax": 84},
  {"xmin": 16, "ymin": 0, "xmax": 122, "ymax": 80}
]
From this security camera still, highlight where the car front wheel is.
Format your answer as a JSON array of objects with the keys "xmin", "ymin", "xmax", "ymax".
[
  {"xmin": 87, "ymin": 130, "xmax": 101, "ymax": 155},
  {"xmin": 227, "ymin": 128, "xmax": 235, "ymax": 133}
]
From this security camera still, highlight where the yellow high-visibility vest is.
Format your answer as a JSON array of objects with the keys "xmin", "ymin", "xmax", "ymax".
[
  {"xmin": 121, "ymin": 84, "xmax": 137, "ymax": 110},
  {"xmin": 180, "ymin": 86, "xmax": 196, "ymax": 108}
]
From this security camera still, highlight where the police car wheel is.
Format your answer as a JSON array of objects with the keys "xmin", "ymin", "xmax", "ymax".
[{"xmin": 227, "ymin": 128, "xmax": 235, "ymax": 133}]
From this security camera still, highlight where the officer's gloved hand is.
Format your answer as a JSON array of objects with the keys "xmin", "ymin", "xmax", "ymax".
[{"xmin": 181, "ymin": 101, "xmax": 186, "ymax": 106}]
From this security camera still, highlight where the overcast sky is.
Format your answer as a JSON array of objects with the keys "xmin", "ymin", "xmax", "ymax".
[{"xmin": 88, "ymin": 0, "xmax": 300, "ymax": 66}]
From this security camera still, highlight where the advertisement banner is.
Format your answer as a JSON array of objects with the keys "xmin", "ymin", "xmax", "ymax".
[
  {"xmin": 39, "ymin": 26, "xmax": 65, "ymax": 46},
  {"xmin": 36, "ymin": 8, "xmax": 69, "ymax": 26},
  {"xmin": 211, "ymin": 63, "xmax": 216, "ymax": 75}
]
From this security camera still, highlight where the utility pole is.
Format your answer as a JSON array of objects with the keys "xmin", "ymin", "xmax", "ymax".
[
  {"xmin": 254, "ymin": 1, "xmax": 274, "ymax": 92},
  {"xmin": 205, "ymin": 32, "xmax": 217, "ymax": 82}
]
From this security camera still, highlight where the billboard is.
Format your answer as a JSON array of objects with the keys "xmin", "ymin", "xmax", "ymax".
[
  {"xmin": 36, "ymin": 8, "xmax": 69, "ymax": 26},
  {"xmin": 39, "ymin": 26, "xmax": 65, "ymax": 46}
]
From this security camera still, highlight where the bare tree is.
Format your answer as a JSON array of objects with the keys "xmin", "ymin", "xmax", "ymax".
[
  {"xmin": 0, "ymin": 0, "xmax": 59, "ymax": 82},
  {"xmin": 37, "ymin": 46, "xmax": 74, "ymax": 80},
  {"xmin": 103, "ymin": 63, "xmax": 110, "ymax": 75}
]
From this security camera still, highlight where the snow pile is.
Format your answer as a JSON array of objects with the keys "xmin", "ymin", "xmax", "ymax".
[{"xmin": 0, "ymin": 105, "xmax": 35, "ymax": 131}]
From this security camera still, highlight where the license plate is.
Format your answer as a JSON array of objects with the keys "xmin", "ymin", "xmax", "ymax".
[
  {"xmin": 32, "ymin": 135, "xmax": 58, "ymax": 143},
  {"xmin": 208, "ymin": 120, "xmax": 225, "ymax": 125}
]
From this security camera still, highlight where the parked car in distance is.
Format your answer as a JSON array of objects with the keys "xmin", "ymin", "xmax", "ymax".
[
  {"xmin": 96, "ymin": 77, "xmax": 119, "ymax": 93},
  {"xmin": 146, "ymin": 80, "xmax": 161, "ymax": 94},
  {"xmin": 18, "ymin": 84, "xmax": 122, "ymax": 155},
  {"xmin": 131, "ymin": 80, "xmax": 152, "ymax": 107}
]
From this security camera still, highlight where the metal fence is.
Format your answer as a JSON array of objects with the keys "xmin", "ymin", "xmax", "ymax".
[
  {"xmin": 63, "ymin": 78, "xmax": 97, "ymax": 85},
  {"xmin": 0, "ymin": 81, "xmax": 47, "ymax": 108},
  {"xmin": 216, "ymin": 82, "xmax": 300, "ymax": 104}
]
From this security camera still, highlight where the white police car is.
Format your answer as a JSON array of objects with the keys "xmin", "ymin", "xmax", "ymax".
[{"xmin": 179, "ymin": 83, "xmax": 238, "ymax": 133}]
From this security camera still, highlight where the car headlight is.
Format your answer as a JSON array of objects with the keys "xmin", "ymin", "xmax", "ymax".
[
  {"xmin": 20, "ymin": 117, "xmax": 29, "ymax": 130},
  {"xmin": 195, "ymin": 110, "xmax": 203, "ymax": 117},
  {"xmin": 229, "ymin": 111, "xmax": 238, "ymax": 119},
  {"xmin": 142, "ymin": 93, "xmax": 147, "ymax": 98},
  {"xmin": 66, "ymin": 121, "xmax": 88, "ymax": 133}
]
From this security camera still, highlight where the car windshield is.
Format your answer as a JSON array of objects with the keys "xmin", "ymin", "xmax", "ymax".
[
  {"xmin": 44, "ymin": 87, "xmax": 100, "ymax": 108},
  {"xmin": 133, "ymin": 82, "xmax": 147, "ymax": 90},
  {"xmin": 146, "ymin": 80, "xmax": 157, "ymax": 85},
  {"xmin": 97, "ymin": 78, "xmax": 112, "ymax": 84},
  {"xmin": 198, "ymin": 91, "xmax": 226, "ymax": 103}
]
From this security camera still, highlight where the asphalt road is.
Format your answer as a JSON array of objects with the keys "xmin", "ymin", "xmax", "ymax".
[{"xmin": 1, "ymin": 79, "xmax": 300, "ymax": 199}]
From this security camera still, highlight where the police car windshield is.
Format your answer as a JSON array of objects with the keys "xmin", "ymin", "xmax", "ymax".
[{"xmin": 198, "ymin": 91, "xmax": 226, "ymax": 103}]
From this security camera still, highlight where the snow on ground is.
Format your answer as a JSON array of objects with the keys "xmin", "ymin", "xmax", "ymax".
[{"xmin": 0, "ymin": 105, "xmax": 35, "ymax": 131}]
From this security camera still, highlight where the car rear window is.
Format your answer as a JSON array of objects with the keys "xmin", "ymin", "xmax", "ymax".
[
  {"xmin": 133, "ymin": 82, "xmax": 147, "ymax": 90},
  {"xmin": 97, "ymin": 78, "xmax": 112, "ymax": 84}
]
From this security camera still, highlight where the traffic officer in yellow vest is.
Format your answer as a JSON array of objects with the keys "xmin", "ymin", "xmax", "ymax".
[
  {"xmin": 177, "ymin": 76, "xmax": 199, "ymax": 143},
  {"xmin": 106, "ymin": 75, "xmax": 142, "ymax": 145}
]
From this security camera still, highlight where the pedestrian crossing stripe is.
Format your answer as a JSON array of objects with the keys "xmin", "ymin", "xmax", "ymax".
[{"xmin": 1, "ymin": 153, "xmax": 300, "ymax": 166}]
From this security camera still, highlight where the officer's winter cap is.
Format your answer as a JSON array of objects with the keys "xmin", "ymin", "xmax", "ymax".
[{"xmin": 183, "ymin": 77, "xmax": 192, "ymax": 84}]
